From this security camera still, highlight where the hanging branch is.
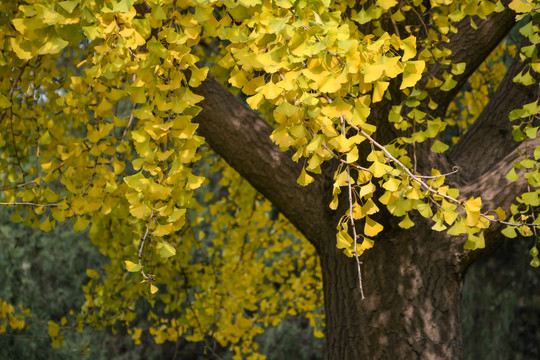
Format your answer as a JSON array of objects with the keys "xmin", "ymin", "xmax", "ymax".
[
  {"xmin": 358, "ymin": 128, "xmax": 537, "ymax": 228},
  {"xmin": 0, "ymin": 202, "xmax": 58, "ymax": 207},
  {"xmin": 0, "ymin": 60, "xmax": 30, "ymax": 126},
  {"xmin": 138, "ymin": 207, "xmax": 155, "ymax": 281},
  {"xmin": 347, "ymin": 165, "xmax": 366, "ymax": 300}
]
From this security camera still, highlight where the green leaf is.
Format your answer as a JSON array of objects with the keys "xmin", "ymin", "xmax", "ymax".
[
  {"xmin": 451, "ymin": 62, "xmax": 466, "ymax": 75},
  {"xmin": 431, "ymin": 139, "xmax": 449, "ymax": 153},
  {"xmin": 506, "ymin": 167, "xmax": 519, "ymax": 182},
  {"xmin": 112, "ymin": 0, "xmax": 136, "ymax": 12},
  {"xmin": 369, "ymin": 160, "xmax": 392, "ymax": 178},
  {"xmin": 464, "ymin": 232, "xmax": 485, "ymax": 250},
  {"xmin": 416, "ymin": 203, "xmax": 433, "ymax": 218},
  {"xmin": 534, "ymin": 146, "xmax": 540, "ymax": 160},
  {"xmin": 82, "ymin": 25, "xmax": 101, "ymax": 40},
  {"xmin": 398, "ymin": 214, "xmax": 415, "ymax": 229},
  {"xmin": 125, "ymin": 260, "xmax": 141, "ymax": 272},
  {"xmin": 274, "ymin": 101, "xmax": 298, "ymax": 117},
  {"xmin": 0, "ymin": 93, "xmax": 11, "ymax": 108},
  {"xmin": 447, "ymin": 218, "xmax": 468, "ymax": 235},
  {"xmin": 351, "ymin": 8, "xmax": 371, "ymax": 24},
  {"xmin": 501, "ymin": 226, "xmax": 517, "ymax": 238},
  {"xmin": 37, "ymin": 37, "xmax": 68, "ymax": 55},
  {"xmin": 377, "ymin": 0, "xmax": 398, "ymax": 10},
  {"xmin": 440, "ymin": 74, "xmax": 458, "ymax": 91},
  {"xmin": 58, "ymin": 0, "xmax": 80, "ymax": 13},
  {"xmin": 432, "ymin": 220, "xmax": 447, "ymax": 231},
  {"xmin": 522, "ymin": 191, "xmax": 540, "ymax": 206},
  {"xmin": 124, "ymin": 172, "xmax": 146, "ymax": 190},
  {"xmin": 525, "ymin": 126, "xmax": 538, "ymax": 139},
  {"xmin": 159, "ymin": 241, "xmax": 176, "ymax": 258}
]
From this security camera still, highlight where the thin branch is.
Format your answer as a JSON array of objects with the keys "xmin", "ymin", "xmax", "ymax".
[
  {"xmin": 138, "ymin": 207, "xmax": 155, "ymax": 281},
  {"xmin": 82, "ymin": 159, "xmax": 98, "ymax": 196},
  {"xmin": 415, "ymin": 166, "xmax": 460, "ymax": 179},
  {"xmin": 347, "ymin": 165, "xmax": 366, "ymax": 300},
  {"xmin": 406, "ymin": 0, "xmax": 429, "ymax": 37},
  {"xmin": 0, "ymin": 180, "xmax": 37, "ymax": 191},
  {"xmin": 360, "ymin": 129, "xmax": 464, "ymax": 202},
  {"xmin": 0, "ymin": 60, "xmax": 30, "ymax": 126},
  {"xmin": 121, "ymin": 75, "xmax": 137, "ymax": 142},
  {"xmin": 0, "ymin": 202, "xmax": 58, "ymax": 207},
  {"xmin": 9, "ymin": 112, "xmax": 26, "ymax": 177},
  {"xmin": 322, "ymin": 142, "xmax": 370, "ymax": 171},
  {"xmin": 358, "ymin": 128, "xmax": 540, "ymax": 229}
]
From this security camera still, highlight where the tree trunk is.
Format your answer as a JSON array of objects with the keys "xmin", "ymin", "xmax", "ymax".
[
  {"xmin": 192, "ymin": 8, "xmax": 536, "ymax": 356},
  {"xmin": 318, "ymin": 220, "xmax": 464, "ymax": 359}
]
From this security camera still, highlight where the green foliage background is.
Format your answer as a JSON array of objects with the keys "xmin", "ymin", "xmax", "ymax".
[{"xmin": 0, "ymin": 205, "xmax": 323, "ymax": 359}]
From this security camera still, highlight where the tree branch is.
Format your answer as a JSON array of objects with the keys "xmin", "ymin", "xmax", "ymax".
[
  {"xmin": 369, "ymin": 4, "xmax": 517, "ymax": 169},
  {"xmin": 194, "ymin": 75, "xmax": 329, "ymax": 248},
  {"xmin": 426, "ymin": 3, "xmax": 517, "ymax": 116},
  {"xmin": 449, "ymin": 41, "xmax": 539, "ymax": 181},
  {"xmin": 458, "ymin": 139, "xmax": 535, "ymax": 269}
]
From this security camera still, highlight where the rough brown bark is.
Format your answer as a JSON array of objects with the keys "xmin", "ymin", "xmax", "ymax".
[
  {"xmin": 449, "ymin": 42, "xmax": 540, "ymax": 181},
  {"xmin": 319, "ymin": 219, "xmax": 464, "ymax": 359}
]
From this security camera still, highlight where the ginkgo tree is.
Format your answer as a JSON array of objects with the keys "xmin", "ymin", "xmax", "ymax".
[{"xmin": 1, "ymin": 0, "xmax": 540, "ymax": 358}]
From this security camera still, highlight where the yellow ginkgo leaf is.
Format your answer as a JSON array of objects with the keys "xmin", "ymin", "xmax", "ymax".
[
  {"xmin": 159, "ymin": 241, "xmax": 177, "ymax": 257},
  {"xmin": 336, "ymin": 230, "xmax": 353, "ymax": 249},
  {"xmin": 364, "ymin": 217, "xmax": 383, "ymax": 237},
  {"xmin": 125, "ymin": 260, "xmax": 141, "ymax": 272}
]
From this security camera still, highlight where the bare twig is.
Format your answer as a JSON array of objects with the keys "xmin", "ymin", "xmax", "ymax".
[
  {"xmin": 0, "ymin": 60, "xmax": 30, "ymax": 126},
  {"xmin": 0, "ymin": 202, "xmax": 58, "ymax": 207},
  {"xmin": 321, "ymin": 142, "xmax": 370, "ymax": 171},
  {"xmin": 407, "ymin": 0, "xmax": 429, "ymax": 37},
  {"xmin": 0, "ymin": 180, "xmax": 37, "ymax": 191},
  {"xmin": 358, "ymin": 128, "xmax": 540, "ymax": 229},
  {"xmin": 138, "ymin": 206, "xmax": 155, "ymax": 280},
  {"xmin": 415, "ymin": 166, "xmax": 460, "ymax": 179},
  {"xmin": 121, "ymin": 102, "xmax": 137, "ymax": 142},
  {"xmin": 347, "ymin": 165, "xmax": 366, "ymax": 300}
]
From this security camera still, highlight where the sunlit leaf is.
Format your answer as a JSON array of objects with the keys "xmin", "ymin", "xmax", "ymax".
[{"xmin": 125, "ymin": 261, "xmax": 142, "ymax": 272}]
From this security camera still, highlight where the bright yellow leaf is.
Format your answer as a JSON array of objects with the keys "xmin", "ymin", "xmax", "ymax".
[
  {"xmin": 125, "ymin": 260, "xmax": 142, "ymax": 272},
  {"xmin": 364, "ymin": 216, "xmax": 383, "ymax": 237}
]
